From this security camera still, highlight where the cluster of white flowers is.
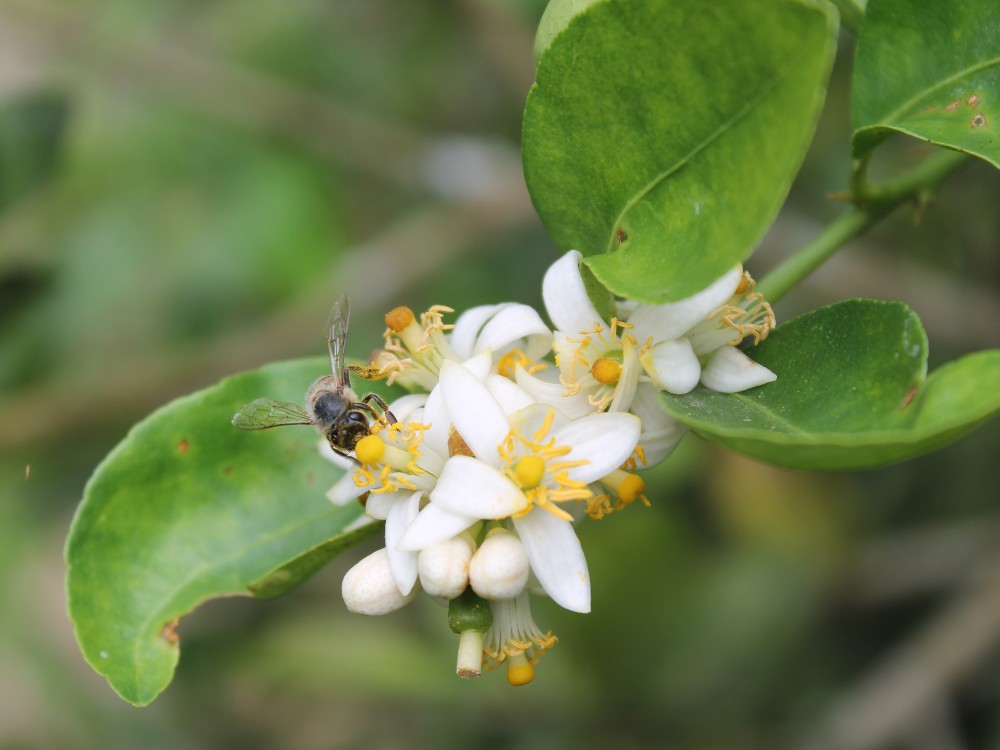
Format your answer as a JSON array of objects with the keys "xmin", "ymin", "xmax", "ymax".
[{"xmin": 321, "ymin": 250, "xmax": 776, "ymax": 685}]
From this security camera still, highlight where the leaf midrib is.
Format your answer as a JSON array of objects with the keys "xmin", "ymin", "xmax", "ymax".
[
  {"xmin": 868, "ymin": 55, "xmax": 1000, "ymax": 126},
  {"xmin": 604, "ymin": 50, "xmax": 801, "ymax": 253}
]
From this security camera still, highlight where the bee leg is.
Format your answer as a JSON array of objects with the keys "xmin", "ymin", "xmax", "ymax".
[
  {"xmin": 328, "ymin": 439, "xmax": 361, "ymax": 467},
  {"xmin": 361, "ymin": 393, "xmax": 398, "ymax": 425}
]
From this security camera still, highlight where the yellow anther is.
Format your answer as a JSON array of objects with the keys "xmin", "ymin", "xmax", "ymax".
[
  {"xmin": 591, "ymin": 357, "xmax": 622, "ymax": 384},
  {"xmin": 617, "ymin": 473, "xmax": 646, "ymax": 503},
  {"xmin": 505, "ymin": 652, "xmax": 535, "ymax": 686},
  {"xmin": 448, "ymin": 429, "xmax": 474, "ymax": 457},
  {"xmin": 355, "ymin": 435, "xmax": 385, "ymax": 466},
  {"xmin": 385, "ymin": 306, "xmax": 415, "ymax": 332}
]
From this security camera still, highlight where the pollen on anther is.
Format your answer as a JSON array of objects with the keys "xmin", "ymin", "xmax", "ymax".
[{"xmin": 385, "ymin": 306, "xmax": 416, "ymax": 332}]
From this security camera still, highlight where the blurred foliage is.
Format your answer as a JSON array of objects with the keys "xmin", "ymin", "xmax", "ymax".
[{"xmin": 2, "ymin": 0, "xmax": 1000, "ymax": 748}]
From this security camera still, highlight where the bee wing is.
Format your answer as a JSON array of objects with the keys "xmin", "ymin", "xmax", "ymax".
[
  {"xmin": 232, "ymin": 398, "xmax": 312, "ymax": 430},
  {"xmin": 326, "ymin": 294, "xmax": 352, "ymax": 389}
]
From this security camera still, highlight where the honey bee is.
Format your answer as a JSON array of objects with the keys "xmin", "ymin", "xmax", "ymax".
[{"xmin": 232, "ymin": 296, "xmax": 395, "ymax": 461}]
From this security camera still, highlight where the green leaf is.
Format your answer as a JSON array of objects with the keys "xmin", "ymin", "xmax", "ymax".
[
  {"xmin": 0, "ymin": 92, "xmax": 69, "ymax": 213},
  {"xmin": 852, "ymin": 0, "xmax": 1000, "ymax": 168},
  {"xmin": 66, "ymin": 358, "xmax": 393, "ymax": 706},
  {"xmin": 523, "ymin": 0, "xmax": 838, "ymax": 304},
  {"xmin": 660, "ymin": 300, "xmax": 1000, "ymax": 470}
]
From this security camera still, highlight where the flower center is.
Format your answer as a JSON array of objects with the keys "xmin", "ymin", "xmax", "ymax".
[
  {"xmin": 352, "ymin": 422, "xmax": 433, "ymax": 495},
  {"xmin": 355, "ymin": 434, "xmax": 385, "ymax": 465},
  {"xmin": 385, "ymin": 306, "xmax": 415, "ymax": 332}
]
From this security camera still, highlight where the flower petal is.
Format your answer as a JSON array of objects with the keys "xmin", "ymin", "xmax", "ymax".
[
  {"xmin": 630, "ymin": 383, "xmax": 688, "ymax": 467},
  {"xmin": 318, "ymin": 440, "xmax": 355, "ymax": 471},
  {"xmin": 542, "ymin": 250, "xmax": 604, "ymax": 334},
  {"xmin": 642, "ymin": 337, "xmax": 701, "ymax": 394},
  {"xmin": 608, "ymin": 335, "xmax": 641, "ymax": 412},
  {"xmin": 485, "ymin": 374, "xmax": 535, "ymax": 415},
  {"xmin": 461, "ymin": 350, "xmax": 493, "ymax": 380},
  {"xmin": 421, "ymin": 384, "xmax": 450, "ymax": 458},
  {"xmin": 628, "ymin": 266, "xmax": 743, "ymax": 342},
  {"xmin": 397, "ymin": 502, "xmax": 477, "ymax": 551},
  {"xmin": 514, "ymin": 365, "xmax": 595, "ymax": 419},
  {"xmin": 473, "ymin": 303, "xmax": 552, "ymax": 360},
  {"xmin": 550, "ymin": 412, "xmax": 641, "ymax": 483},
  {"xmin": 439, "ymin": 360, "xmax": 510, "ymax": 466},
  {"xmin": 512, "ymin": 510, "xmax": 590, "ymax": 613},
  {"xmin": 450, "ymin": 304, "xmax": 502, "ymax": 360},
  {"xmin": 385, "ymin": 491, "xmax": 421, "ymax": 595},
  {"xmin": 326, "ymin": 471, "xmax": 366, "ymax": 506},
  {"xmin": 431, "ymin": 455, "xmax": 528, "ymax": 518},
  {"xmin": 700, "ymin": 346, "xmax": 777, "ymax": 392},
  {"xmin": 387, "ymin": 393, "xmax": 429, "ymax": 423}
]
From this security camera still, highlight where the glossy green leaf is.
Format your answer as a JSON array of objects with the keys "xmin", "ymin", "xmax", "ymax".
[
  {"xmin": 661, "ymin": 300, "xmax": 1000, "ymax": 470},
  {"xmin": 852, "ymin": 0, "xmax": 1000, "ymax": 168},
  {"xmin": 66, "ymin": 358, "xmax": 393, "ymax": 706},
  {"xmin": 0, "ymin": 93, "xmax": 69, "ymax": 213},
  {"xmin": 523, "ymin": 0, "xmax": 838, "ymax": 303}
]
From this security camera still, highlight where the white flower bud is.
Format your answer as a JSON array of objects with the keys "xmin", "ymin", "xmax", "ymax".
[
  {"xmin": 342, "ymin": 548, "xmax": 417, "ymax": 615},
  {"xmin": 418, "ymin": 535, "xmax": 475, "ymax": 599},
  {"xmin": 469, "ymin": 529, "xmax": 530, "ymax": 601}
]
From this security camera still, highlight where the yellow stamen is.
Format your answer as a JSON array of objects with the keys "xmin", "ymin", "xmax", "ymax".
[
  {"xmin": 617, "ymin": 473, "xmax": 645, "ymax": 503},
  {"xmin": 448, "ymin": 429, "xmax": 474, "ymax": 457},
  {"xmin": 514, "ymin": 455, "xmax": 546, "ymax": 488}
]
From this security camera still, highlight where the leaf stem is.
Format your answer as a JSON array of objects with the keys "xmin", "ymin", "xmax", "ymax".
[
  {"xmin": 758, "ymin": 148, "xmax": 970, "ymax": 303},
  {"xmin": 827, "ymin": 0, "xmax": 865, "ymax": 36}
]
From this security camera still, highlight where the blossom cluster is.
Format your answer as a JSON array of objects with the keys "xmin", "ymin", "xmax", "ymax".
[{"xmin": 322, "ymin": 250, "xmax": 776, "ymax": 685}]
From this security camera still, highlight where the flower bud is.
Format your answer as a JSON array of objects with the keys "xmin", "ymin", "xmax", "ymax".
[
  {"xmin": 342, "ymin": 548, "xmax": 417, "ymax": 615},
  {"xmin": 469, "ymin": 529, "xmax": 529, "ymax": 601},
  {"xmin": 418, "ymin": 535, "xmax": 475, "ymax": 599}
]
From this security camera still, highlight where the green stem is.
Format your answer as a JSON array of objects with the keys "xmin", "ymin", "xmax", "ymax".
[
  {"xmin": 827, "ymin": 0, "xmax": 865, "ymax": 36},
  {"xmin": 758, "ymin": 149, "xmax": 970, "ymax": 303}
]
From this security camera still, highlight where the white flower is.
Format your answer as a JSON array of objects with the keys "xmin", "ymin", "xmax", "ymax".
[
  {"xmin": 374, "ymin": 302, "xmax": 551, "ymax": 391},
  {"xmin": 535, "ymin": 250, "xmax": 777, "ymax": 468},
  {"xmin": 398, "ymin": 360, "xmax": 641, "ymax": 613}
]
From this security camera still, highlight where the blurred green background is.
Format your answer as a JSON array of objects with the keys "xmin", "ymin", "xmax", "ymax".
[{"xmin": 2, "ymin": 1, "xmax": 1000, "ymax": 748}]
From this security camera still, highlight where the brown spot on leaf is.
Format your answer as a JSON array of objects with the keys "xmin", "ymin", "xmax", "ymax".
[
  {"xmin": 305, "ymin": 472, "xmax": 315, "ymax": 485},
  {"xmin": 968, "ymin": 94, "xmax": 981, "ymax": 108},
  {"xmin": 945, "ymin": 99, "xmax": 961, "ymax": 112},
  {"xmin": 972, "ymin": 113, "xmax": 988, "ymax": 128},
  {"xmin": 616, "ymin": 228, "xmax": 629, "ymax": 245},
  {"xmin": 222, "ymin": 466, "xmax": 233, "ymax": 476},
  {"xmin": 162, "ymin": 617, "xmax": 181, "ymax": 645},
  {"xmin": 177, "ymin": 439, "xmax": 189, "ymax": 453},
  {"xmin": 900, "ymin": 386, "xmax": 918, "ymax": 410}
]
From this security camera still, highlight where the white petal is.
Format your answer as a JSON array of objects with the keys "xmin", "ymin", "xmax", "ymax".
[
  {"xmin": 473, "ymin": 303, "xmax": 552, "ymax": 360},
  {"xmin": 512, "ymin": 511, "xmax": 590, "ymax": 613},
  {"xmin": 461, "ymin": 350, "xmax": 493, "ymax": 380},
  {"xmin": 318, "ymin": 440, "xmax": 355, "ymax": 470},
  {"xmin": 514, "ymin": 365, "xmax": 595, "ymax": 419},
  {"xmin": 700, "ymin": 346, "xmax": 777, "ymax": 392},
  {"xmin": 485, "ymin": 374, "xmax": 535, "ymax": 415},
  {"xmin": 542, "ymin": 250, "xmax": 604, "ymax": 334},
  {"xmin": 387, "ymin": 393, "xmax": 429, "ymax": 423},
  {"xmin": 643, "ymin": 337, "xmax": 701, "ymax": 394},
  {"xmin": 397, "ymin": 503, "xmax": 477, "ymax": 551},
  {"xmin": 342, "ymin": 548, "xmax": 417, "ymax": 615},
  {"xmin": 630, "ymin": 383, "xmax": 688, "ymax": 467},
  {"xmin": 628, "ymin": 266, "xmax": 743, "ymax": 342},
  {"xmin": 450, "ymin": 304, "xmax": 502, "ymax": 360},
  {"xmin": 439, "ymin": 360, "xmax": 509, "ymax": 466},
  {"xmin": 326, "ymin": 472, "xmax": 366, "ymax": 506},
  {"xmin": 365, "ymin": 492, "xmax": 395, "ymax": 520},
  {"xmin": 421, "ymin": 384, "xmax": 450, "ymax": 458},
  {"xmin": 430, "ymin": 455, "xmax": 528, "ymax": 518},
  {"xmin": 508, "ymin": 402, "xmax": 571, "ymax": 439},
  {"xmin": 385, "ymin": 491, "xmax": 421, "ymax": 595},
  {"xmin": 550, "ymin": 412, "xmax": 641, "ymax": 483},
  {"xmin": 608, "ymin": 336, "xmax": 641, "ymax": 412}
]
